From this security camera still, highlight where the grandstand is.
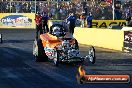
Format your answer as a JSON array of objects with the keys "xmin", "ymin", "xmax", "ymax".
[{"xmin": 0, "ymin": 0, "xmax": 131, "ymax": 20}]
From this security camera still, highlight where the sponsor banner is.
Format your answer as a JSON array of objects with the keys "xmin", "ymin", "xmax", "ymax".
[
  {"xmin": 78, "ymin": 75, "xmax": 130, "ymax": 83},
  {"xmin": 0, "ymin": 13, "xmax": 36, "ymax": 29},
  {"xmin": 76, "ymin": 66, "xmax": 130, "ymax": 84},
  {"xmin": 92, "ymin": 20, "xmax": 126, "ymax": 28},
  {"xmin": 49, "ymin": 20, "xmax": 126, "ymax": 29},
  {"xmin": 124, "ymin": 31, "xmax": 132, "ymax": 52}
]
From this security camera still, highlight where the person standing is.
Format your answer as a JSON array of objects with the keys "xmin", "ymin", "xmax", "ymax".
[
  {"xmin": 86, "ymin": 12, "xmax": 93, "ymax": 28},
  {"xmin": 42, "ymin": 12, "xmax": 49, "ymax": 33},
  {"xmin": 126, "ymin": 8, "xmax": 131, "ymax": 26},
  {"xmin": 50, "ymin": 7, "xmax": 56, "ymax": 19},
  {"xmin": 80, "ymin": 13, "xmax": 85, "ymax": 27},
  {"xmin": 35, "ymin": 12, "xmax": 42, "ymax": 39},
  {"xmin": 67, "ymin": 13, "xmax": 76, "ymax": 35}
]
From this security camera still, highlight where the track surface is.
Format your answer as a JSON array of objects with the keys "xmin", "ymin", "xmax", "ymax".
[{"xmin": 0, "ymin": 29, "xmax": 132, "ymax": 88}]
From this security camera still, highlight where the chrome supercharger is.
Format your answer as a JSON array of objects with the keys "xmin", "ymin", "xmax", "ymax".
[{"xmin": 61, "ymin": 39, "xmax": 81, "ymax": 60}]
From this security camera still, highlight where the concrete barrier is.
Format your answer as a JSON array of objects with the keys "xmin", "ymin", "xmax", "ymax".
[{"xmin": 74, "ymin": 27, "xmax": 124, "ymax": 51}]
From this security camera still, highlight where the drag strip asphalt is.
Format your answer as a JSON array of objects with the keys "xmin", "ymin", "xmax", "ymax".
[{"xmin": 0, "ymin": 29, "xmax": 132, "ymax": 88}]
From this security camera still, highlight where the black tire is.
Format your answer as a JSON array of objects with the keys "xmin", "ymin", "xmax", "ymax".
[
  {"xmin": 75, "ymin": 39, "xmax": 79, "ymax": 49},
  {"xmin": 53, "ymin": 50, "xmax": 59, "ymax": 66},
  {"xmin": 33, "ymin": 39, "xmax": 48, "ymax": 62},
  {"xmin": 0, "ymin": 34, "xmax": 2, "ymax": 43},
  {"xmin": 88, "ymin": 46, "xmax": 96, "ymax": 64}
]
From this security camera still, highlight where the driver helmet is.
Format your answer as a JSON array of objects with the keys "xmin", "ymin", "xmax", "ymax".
[
  {"xmin": 36, "ymin": 12, "xmax": 41, "ymax": 16},
  {"xmin": 52, "ymin": 26, "xmax": 61, "ymax": 36}
]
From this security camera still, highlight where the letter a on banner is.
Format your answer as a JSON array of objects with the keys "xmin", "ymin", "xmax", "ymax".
[{"xmin": 99, "ymin": 22, "xmax": 107, "ymax": 28}]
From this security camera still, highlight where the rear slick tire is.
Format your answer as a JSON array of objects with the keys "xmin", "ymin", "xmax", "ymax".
[
  {"xmin": 33, "ymin": 39, "xmax": 48, "ymax": 62},
  {"xmin": 53, "ymin": 51, "xmax": 59, "ymax": 66},
  {"xmin": 88, "ymin": 46, "xmax": 96, "ymax": 64}
]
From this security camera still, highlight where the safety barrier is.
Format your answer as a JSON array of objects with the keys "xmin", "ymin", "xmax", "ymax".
[
  {"xmin": 74, "ymin": 27, "xmax": 125, "ymax": 51},
  {"xmin": 0, "ymin": 13, "xmax": 36, "ymax": 29}
]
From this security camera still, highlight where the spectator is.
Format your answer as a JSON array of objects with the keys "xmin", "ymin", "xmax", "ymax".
[
  {"xmin": 35, "ymin": 12, "xmax": 42, "ymax": 39},
  {"xmin": 11, "ymin": 4, "xmax": 16, "ymax": 13},
  {"xmin": 86, "ymin": 12, "xmax": 93, "ymax": 28},
  {"xmin": 115, "ymin": 9, "xmax": 122, "ymax": 20},
  {"xmin": 67, "ymin": 13, "xmax": 76, "ymax": 35},
  {"xmin": 128, "ymin": 18, "xmax": 132, "ymax": 27},
  {"xmin": 16, "ymin": 3, "xmax": 20, "ymax": 13},
  {"xmin": 43, "ymin": 4, "xmax": 48, "ymax": 14},
  {"xmin": 0, "ymin": 0, "xmax": 131, "ymax": 21},
  {"xmin": 27, "ymin": 3, "xmax": 31, "ymax": 12},
  {"xmin": 31, "ymin": 3, "xmax": 35, "ymax": 13},
  {"xmin": 2, "ymin": 2, "xmax": 6, "ymax": 13},
  {"xmin": 6, "ymin": 2, "xmax": 10, "ymax": 13},
  {"xmin": 50, "ymin": 7, "xmax": 56, "ymax": 19},
  {"xmin": 23, "ymin": 2, "xmax": 27, "ymax": 12},
  {"xmin": 59, "ymin": 7, "xmax": 63, "ymax": 20},
  {"xmin": 80, "ymin": 13, "xmax": 85, "ymax": 27},
  {"xmin": 42, "ymin": 12, "xmax": 49, "ymax": 33},
  {"xmin": 126, "ymin": 8, "xmax": 132, "ymax": 26}
]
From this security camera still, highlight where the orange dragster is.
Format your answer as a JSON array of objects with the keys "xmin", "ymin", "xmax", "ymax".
[{"xmin": 33, "ymin": 24, "xmax": 96, "ymax": 66}]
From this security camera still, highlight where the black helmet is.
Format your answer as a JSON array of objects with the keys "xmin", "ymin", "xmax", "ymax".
[
  {"xmin": 36, "ymin": 12, "xmax": 40, "ymax": 15},
  {"xmin": 44, "ymin": 12, "xmax": 47, "ymax": 14},
  {"xmin": 89, "ymin": 12, "xmax": 92, "ymax": 16}
]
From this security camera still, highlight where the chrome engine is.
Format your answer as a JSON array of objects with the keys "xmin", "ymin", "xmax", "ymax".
[{"xmin": 57, "ymin": 39, "xmax": 81, "ymax": 60}]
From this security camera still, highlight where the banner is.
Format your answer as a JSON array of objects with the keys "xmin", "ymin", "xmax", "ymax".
[
  {"xmin": 77, "ymin": 66, "xmax": 130, "ymax": 84},
  {"xmin": 0, "ymin": 13, "xmax": 36, "ymax": 29},
  {"xmin": 92, "ymin": 20, "xmax": 126, "ymax": 28}
]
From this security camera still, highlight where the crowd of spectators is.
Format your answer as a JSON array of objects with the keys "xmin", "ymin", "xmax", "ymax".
[
  {"xmin": 0, "ymin": 1, "xmax": 36, "ymax": 13},
  {"xmin": 0, "ymin": 0, "xmax": 131, "ymax": 20}
]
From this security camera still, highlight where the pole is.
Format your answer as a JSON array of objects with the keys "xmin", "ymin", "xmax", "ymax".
[
  {"xmin": 35, "ymin": 0, "xmax": 36, "ymax": 14},
  {"xmin": 10, "ymin": 0, "xmax": 11, "ymax": 13},
  {"xmin": 112, "ymin": 0, "xmax": 115, "ymax": 20}
]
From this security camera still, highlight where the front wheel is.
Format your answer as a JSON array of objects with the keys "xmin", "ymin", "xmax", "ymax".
[
  {"xmin": 75, "ymin": 39, "xmax": 79, "ymax": 49},
  {"xmin": 0, "ymin": 34, "xmax": 2, "ymax": 43},
  {"xmin": 88, "ymin": 46, "xmax": 96, "ymax": 64},
  {"xmin": 53, "ymin": 50, "xmax": 59, "ymax": 66}
]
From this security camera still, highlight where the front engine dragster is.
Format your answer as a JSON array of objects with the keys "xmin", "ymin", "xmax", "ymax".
[{"xmin": 33, "ymin": 24, "xmax": 96, "ymax": 66}]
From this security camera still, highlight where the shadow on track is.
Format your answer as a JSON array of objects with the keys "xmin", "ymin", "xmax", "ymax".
[{"xmin": 3, "ymin": 40, "xmax": 34, "ymax": 43}]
